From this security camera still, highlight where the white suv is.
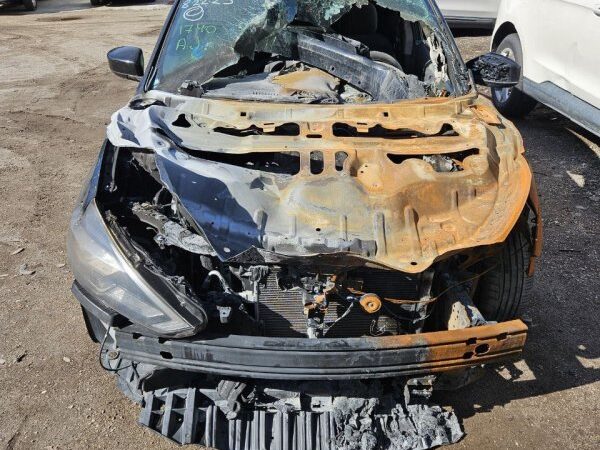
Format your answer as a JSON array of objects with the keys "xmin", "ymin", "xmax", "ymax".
[{"xmin": 491, "ymin": 0, "xmax": 600, "ymax": 136}]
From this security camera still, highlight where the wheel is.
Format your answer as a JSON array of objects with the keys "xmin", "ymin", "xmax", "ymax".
[
  {"xmin": 491, "ymin": 33, "xmax": 538, "ymax": 118},
  {"xmin": 23, "ymin": 0, "xmax": 37, "ymax": 11},
  {"xmin": 472, "ymin": 222, "xmax": 534, "ymax": 322},
  {"xmin": 90, "ymin": 0, "xmax": 106, "ymax": 6}
]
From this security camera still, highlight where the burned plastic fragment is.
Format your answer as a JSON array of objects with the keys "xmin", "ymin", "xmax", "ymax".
[
  {"xmin": 136, "ymin": 378, "xmax": 463, "ymax": 449},
  {"xmin": 258, "ymin": 28, "xmax": 425, "ymax": 102},
  {"xmin": 132, "ymin": 202, "xmax": 217, "ymax": 256}
]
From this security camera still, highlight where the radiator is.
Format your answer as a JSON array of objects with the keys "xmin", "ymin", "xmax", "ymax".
[{"xmin": 257, "ymin": 269, "xmax": 421, "ymax": 337}]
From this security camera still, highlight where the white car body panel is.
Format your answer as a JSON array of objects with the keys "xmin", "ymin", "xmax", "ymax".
[
  {"xmin": 437, "ymin": 0, "xmax": 501, "ymax": 20},
  {"xmin": 493, "ymin": 0, "xmax": 600, "ymax": 134},
  {"xmin": 563, "ymin": 0, "xmax": 600, "ymax": 107}
]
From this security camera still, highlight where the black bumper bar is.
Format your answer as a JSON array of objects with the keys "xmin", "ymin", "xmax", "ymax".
[{"xmin": 74, "ymin": 282, "xmax": 528, "ymax": 380}]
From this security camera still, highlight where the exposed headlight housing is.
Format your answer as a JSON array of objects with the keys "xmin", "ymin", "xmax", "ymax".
[{"xmin": 67, "ymin": 198, "xmax": 206, "ymax": 337}]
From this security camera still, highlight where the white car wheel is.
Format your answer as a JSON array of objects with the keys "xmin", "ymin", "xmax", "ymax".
[{"xmin": 491, "ymin": 34, "xmax": 538, "ymax": 117}]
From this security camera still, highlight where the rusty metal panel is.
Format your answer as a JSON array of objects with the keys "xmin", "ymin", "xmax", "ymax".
[{"xmin": 108, "ymin": 93, "xmax": 532, "ymax": 273}]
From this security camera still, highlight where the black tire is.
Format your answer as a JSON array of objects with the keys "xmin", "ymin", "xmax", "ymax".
[
  {"xmin": 473, "ymin": 223, "xmax": 534, "ymax": 322},
  {"xmin": 23, "ymin": 0, "xmax": 37, "ymax": 11},
  {"xmin": 90, "ymin": 0, "xmax": 106, "ymax": 6},
  {"xmin": 491, "ymin": 33, "xmax": 538, "ymax": 118}
]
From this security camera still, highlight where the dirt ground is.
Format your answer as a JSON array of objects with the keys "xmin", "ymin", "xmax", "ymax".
[{"xmin": 0, "ymin": 2, "xmax": 598, "ymax": 449}]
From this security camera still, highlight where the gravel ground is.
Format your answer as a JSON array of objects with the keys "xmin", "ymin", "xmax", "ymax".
[{"xmin": 0, "ymin": 3, "xmax": 598, "ymax": 449}]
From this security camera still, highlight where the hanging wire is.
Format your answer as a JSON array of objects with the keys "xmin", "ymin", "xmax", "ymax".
[{"xmin": 98, "ymin": 317, "xmax": 132, "ymax": 373}]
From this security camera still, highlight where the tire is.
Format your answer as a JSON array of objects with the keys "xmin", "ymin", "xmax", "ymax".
[
  {"xmin": 23, "ymin": 0, "xmax": 37, "ymax": 11},
  {"xmin": 90, "ymin": 0, "xmax": 106, "ymax": 6},
  {"xmin": 473, "ymin": 223, "xmax": 534, "ymax": 322},
  {"xmin": 491, "ymin": 33, "xmax": 538, "ymax": 118}
]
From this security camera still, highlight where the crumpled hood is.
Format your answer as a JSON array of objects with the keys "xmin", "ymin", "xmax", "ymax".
[{"xmin": 106, "ymin": 93, "xmax": 532, "ymax": 273}]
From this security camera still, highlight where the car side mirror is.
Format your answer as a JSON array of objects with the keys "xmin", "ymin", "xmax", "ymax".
[
  {"xmin": 107, "ymin": 46, "xmax": 144, "ymax": 81},
  {"xmin": 466, "ymin": 52, "xmax": 521, "ymax": 88}
]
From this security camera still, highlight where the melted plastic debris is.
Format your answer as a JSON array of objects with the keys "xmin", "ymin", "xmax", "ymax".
[{"xmin": 137, "ymin": 379, "xmax": 464, "ymax": 449}]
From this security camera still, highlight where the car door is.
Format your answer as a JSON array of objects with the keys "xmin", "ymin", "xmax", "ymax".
[
  {"xmin": 521, "ymin": 0, "xmax": 573, "ymax": 91},
  {"xmin": 561, "ymin": 0, "xmax": 600, "ymax": 108},
  {"xmin": 436, "ymin": 0, "xmax": 500, "ymax": 19}
]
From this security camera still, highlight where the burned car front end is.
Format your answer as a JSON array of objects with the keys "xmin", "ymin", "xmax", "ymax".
[{"xmin": 68, "ymin": 0, "xmax": 541, "ymax": 448}]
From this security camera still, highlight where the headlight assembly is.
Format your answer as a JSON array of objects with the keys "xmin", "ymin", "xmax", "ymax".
[{"xmin": 67, "ymin": 200, "xmax": 206, "ymax": 337}]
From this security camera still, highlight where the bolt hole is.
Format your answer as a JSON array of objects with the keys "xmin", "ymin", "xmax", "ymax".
[
  {"xmin": 158, "ymin": 337, "xmax": 169, "ymax": 344},
  {"xmin": 463, "ymin": 351, "xmax": 474, "ymax": 359},
  {"xmin": 240, "ymin": 112, "xmax": 247, "ymax": 117},
  {"xmin": 466, "ymin": 338, "xmax": 477, "ymax": 345},
  {"xmin": 410, "ymin": 262, "xmax": 418, "ymax": 266},
  {"xmin": 475, "ymin": 343, "xmax": 490, "ymax": 355},
  {"xmin": 316, "ymin": 228, "xmax": 321, "ymax": 232},
  {"xmin": 383, "ymin": 112, "xmax": 389, "ymax": 117},
  {"xmin": 335, "ymin": 151, "xmax": 348, "ymax": 172},
  {"xmin": 160, "ymin": 351, "xmax": 173, "ymax": 360},
  {"xmin": 132, "ymin": 333, "xmax": 142, "ymax": 340}
]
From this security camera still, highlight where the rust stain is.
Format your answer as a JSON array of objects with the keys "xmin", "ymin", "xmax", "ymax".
[
  {"xmin": 469, "ymin": 103, "xmax": 502, "ymax": 125},
  {"xmin": 374, "ymin": 320, "xmax": 528, "ymax": 371}
]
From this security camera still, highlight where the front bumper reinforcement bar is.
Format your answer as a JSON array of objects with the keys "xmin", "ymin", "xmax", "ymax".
[{"xmin": 113, "ymin": 320, "xmax": 527, "ymax": 380}]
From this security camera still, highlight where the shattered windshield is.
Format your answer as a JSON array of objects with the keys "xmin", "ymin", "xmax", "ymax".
[{"xmin": 150, "ymin": 0, "xmax": 468, "ymax": 103}]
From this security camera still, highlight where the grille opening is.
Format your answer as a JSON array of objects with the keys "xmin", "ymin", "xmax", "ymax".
[
  {"xmin": 332, "ymin": 122, "xmax": 458, "ymax": 139},
  {"xmin": 214, "ymin": 122, "xmax": 300, "ymax": 137},
  {"xmin": 188, "ymin": 150, "xmax": 301, "ymax": 175}
]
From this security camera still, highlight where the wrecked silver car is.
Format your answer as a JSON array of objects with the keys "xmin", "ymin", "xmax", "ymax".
[{"xmin": 67, "ymin": 0, "xmax": 542, "ymax": 448}]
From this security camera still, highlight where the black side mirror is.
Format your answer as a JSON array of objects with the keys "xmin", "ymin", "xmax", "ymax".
[
  {"xmin": 466, "ymin": 52, "xmax": 521, "ymax": 88},
  {"xmin": 107, "ymin": 46, "xmax": 144, "ymax": 81}
]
